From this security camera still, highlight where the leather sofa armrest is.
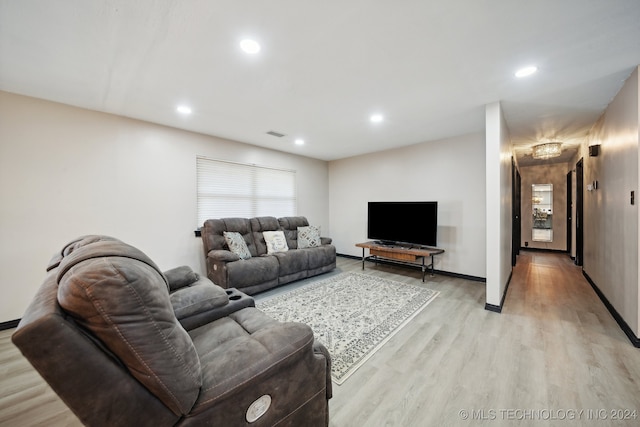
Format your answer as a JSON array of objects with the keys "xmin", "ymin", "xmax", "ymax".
[
  {"xmin": 313, "ymin": 340, "xmax": 333, "ymax": 399},
  {"xmin": 170, "ymin": 278, "xmax": 228, "ymax": 321},
  {"xmin": 320, "ymin": 237, "xmax": 332, "ymax": 245},
  {"xmin": 171, "ymin": 281, "xmax": 256, "ymax": 330},
  {"xmin": 163, "ymin": 265, "xmax": 200, "ymax": 291},
  {"xmin": 208, "ymin": 249, "xmax": 241, "ymax": 262}
]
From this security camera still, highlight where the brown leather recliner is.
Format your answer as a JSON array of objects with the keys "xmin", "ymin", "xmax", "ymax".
[{"xmin": 12, "ymin": 235, "xmax": 332, "ymax": 426}]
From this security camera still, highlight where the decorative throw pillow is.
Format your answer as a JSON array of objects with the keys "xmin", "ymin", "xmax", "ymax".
[
  {"xmin": 223, "ymin": 231, "xmax": 252, "ymax": 259},
  {"xmin": 263, "ymin": 230, "xmax": 289, "ymax": 254},
  {"xmin": 298, "ymin": 225, "xmax": 321, "ymax": 249}
]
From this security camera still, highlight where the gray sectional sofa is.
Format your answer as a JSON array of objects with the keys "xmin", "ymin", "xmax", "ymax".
[{"xmin": 201, "ymin": 216, "xmax": 336, "ymax": 295}]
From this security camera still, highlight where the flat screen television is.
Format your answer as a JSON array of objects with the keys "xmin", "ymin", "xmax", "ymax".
[{"xmin": 367, "ymin": 201, "xmax": 438, "ymax": 247}]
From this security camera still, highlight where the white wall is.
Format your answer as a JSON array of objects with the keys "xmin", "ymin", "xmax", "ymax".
[
  {"xmin": 581, "ymin": 67, "xmax": 639, "ymax": 336},
  {"xmin": 328, "ymin": 132, "xmax": 486, "ymax": 278},
  {"xmin": 0, "ymin": 91, "xmax": 329, "ymax": 322},
  {"xmin": 485, "ymin": 101, "xmax": 513, "ymax": 307}
]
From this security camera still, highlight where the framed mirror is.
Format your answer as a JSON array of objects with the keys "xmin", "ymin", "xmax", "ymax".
[{"xmin": 532, "ymin": 184, "xmax": 553, "ymax": 242}]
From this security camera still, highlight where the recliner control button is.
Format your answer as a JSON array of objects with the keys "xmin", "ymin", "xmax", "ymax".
[{"xmin": 246, "ymin": 394, "xmax": 271, "ymax": 423}]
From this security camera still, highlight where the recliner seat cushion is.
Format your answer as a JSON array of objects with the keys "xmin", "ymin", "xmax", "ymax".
[
  {"xmin": 306, "ymin": 245, "xmax": 337, "ymax": 271},
  {"xmin": 56, "ymin": 238, "xmax": 202, "ymax": 416},
  {"xmin": 225, "ymin": 255, "xmax": 279, "ymax": 288},
  {"xmin": 185, "ymin": 308, "xmax": 328, "ymax": 425}
]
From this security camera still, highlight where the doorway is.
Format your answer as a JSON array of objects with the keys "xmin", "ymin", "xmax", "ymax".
[
  {"xmin": 575, "ymin": 158, "xmax": 584, "ymax": 266},
  {"xmin": 566, "ymin": 170, "xmax": 572, "ymax": 255},
  {"xmin": 512, "ymin": 158, "xmax": 521, "ymax": 266}
]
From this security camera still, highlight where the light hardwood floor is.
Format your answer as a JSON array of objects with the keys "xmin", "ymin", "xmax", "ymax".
[{"xmin": 2, "ymin": 252, "xmax": 640, "ymax": 426}]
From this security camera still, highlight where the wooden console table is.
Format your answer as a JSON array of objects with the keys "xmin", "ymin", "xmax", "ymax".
[{"xmin": 355, "ymin": 241, "xmax": 444, "ymax": 282}]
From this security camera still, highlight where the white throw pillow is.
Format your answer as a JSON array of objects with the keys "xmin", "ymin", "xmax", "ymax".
[
  {"xmin": 298, "ymin": 225, "xmax": 321, "ymax": 249},
  {"xmin": 263, "ymin": 230, "xmax": 289, "ymax": 254},
  {"xmin": 223, "ymin": 231, "xmax": 252, "ymax": 259}
]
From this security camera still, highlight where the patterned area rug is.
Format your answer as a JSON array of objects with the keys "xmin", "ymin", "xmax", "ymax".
[{"xmin": 257, "ymin": 272, "xmax": 439, "ymax": 385}]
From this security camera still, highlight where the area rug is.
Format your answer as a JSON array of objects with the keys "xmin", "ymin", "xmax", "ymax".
[{"xmin": 256, "ymin": 272, "xmax": 439, "ymax": 385}]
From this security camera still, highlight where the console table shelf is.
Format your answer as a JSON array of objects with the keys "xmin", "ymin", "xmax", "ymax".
[{"xmin": 355, "ymin": 241, "xmax": 444, "ymax": 282}]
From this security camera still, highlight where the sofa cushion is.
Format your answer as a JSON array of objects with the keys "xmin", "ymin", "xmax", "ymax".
[
  {"xmin": 56, "ymin": 238, "xmax": 202, "ymax": 416},
  {"xmin": 223, "ymin": 231, "xmax": 252, "ymax": 259},
  {"xmin": 202, "ymin": 219, "xmax": 227, "ymax": 254},
  {"xmin": 278, "ymin": 216, "xmax": 310, "ymax": 249},
  {"xmin": 164, "ymin": 265, "xmax": 200, "ymax": 291},
  {"xmin": 275, "ymin": 249, "xmax": 309, "ymax": 284},
  {"xmin": 202, "ymin": 218, "xmax": 258, "ymax": 257},
  {"xmin": 306, "ymin": 244, "xmax": 337, "ymax": 271},
  {"xmin": 188, "ymin": 308, "xmax": 324, "ymax": 423},
  {"xmin": 298, "ymin": 225, "xmax": 321, "ymax": 249},
  {"xmin": 263, "ymin": 230, "xmax": 289, "ymax": 254},
  {"xmin": 249, "ymin": 216, "xmax": 281, "ymax": 255},
  {"xmin": 47, "ymin": 235, "xmax": 121, "ymax": 271},
  {"xmin": 222, "ymin": 218, "xmax": 258, "ymax": 256},
  {"xmin": 226, "ymin": 256, "xmax": 280, "ymax": 290}
]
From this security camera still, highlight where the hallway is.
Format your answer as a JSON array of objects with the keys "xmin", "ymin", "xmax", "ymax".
[{"xmin": 500, "ymin": 250, "xmax": 640, "ymax": 421}]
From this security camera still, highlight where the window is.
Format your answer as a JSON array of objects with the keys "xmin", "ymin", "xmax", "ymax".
[{"xmin": 196, "ymin": 157, "xmax": 297, "ymax": 227}]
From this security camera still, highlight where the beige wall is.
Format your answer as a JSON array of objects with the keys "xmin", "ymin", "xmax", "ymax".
[
  {"xmin": 328, "ymin": 132, "xmax": 486, "ymax": 278},
  {"xmin": 520, "ymin": 163, "xmax": 569, "ymax": 251},
  {"xmin": 0, "ymin": 91, "xmax": 329, "ymax": 322},
  {"xmin": 579, "ymin": 67, "xmax": 639, "ymax": 336}
]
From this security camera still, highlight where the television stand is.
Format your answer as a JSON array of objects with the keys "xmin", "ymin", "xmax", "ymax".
[{"xmin": 355, "ymin": 241, "xmax": 444, "ymax": 282}]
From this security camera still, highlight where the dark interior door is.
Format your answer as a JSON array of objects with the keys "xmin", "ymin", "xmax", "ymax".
[
  {"xmin": 575, "ymin": 158, "xmax": 584, "ymax": 266},
  {"xmin": 566, "ymin": 171, "xmax": 572, "ymax": 255},
  {"xmin": 512, "ymin": 158, "xmax": 521, "ymax": 266}
]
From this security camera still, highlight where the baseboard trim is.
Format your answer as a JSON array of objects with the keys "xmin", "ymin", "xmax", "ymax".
[
  {"xmin": 0, "ymin": 319, "xmax": 20, "ymax": 331},
  {"xmin": 483, "ymin": 270, "xmax": 513, "ymax": 314},
  {"xmin": 520, "ymin": 247, "xmax": 568, "ymax": 254},
  {"xmin": 582, "ymin": 271, "xmax": 640, "ymax": 348},
  {"xmin": 336, "ymin": 253, "xmax": 486, "ymax": 283},
  {"xmin": 484, "ymin": 303, "xmax": 502, "ymax": 313},
  {"xmin": 337, "ymin": 253, "xmax": 361, "ymax": 260}
]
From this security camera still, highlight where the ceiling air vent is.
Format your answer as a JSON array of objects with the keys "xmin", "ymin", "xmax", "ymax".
[{"xmin": 266, "ymin": 130, "xmax": 286, "ymax": 138}]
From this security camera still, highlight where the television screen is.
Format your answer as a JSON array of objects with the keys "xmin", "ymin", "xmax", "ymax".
[{"xmin": 367, "ymin": 201, "xmax": 438, "ymax": 247}]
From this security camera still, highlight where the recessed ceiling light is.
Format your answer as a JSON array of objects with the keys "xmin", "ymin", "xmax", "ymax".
[
  {"xmin": 176, "ymin": 105, "xmax": 192, "ymax": 115},
  {"xmin": 294, "ymin": 139, "xmax": 305, "ymax": 146},
  {"xmin": 370, "ymin": 114, "xmax": 384, "ymax": 123},
  {"xmin": 240, "ymin": 39, "xmax": 261, "ymax": 54},
  {"xmin": 515, "ymin": 66, "xmax": 538, "ymax": 78}
]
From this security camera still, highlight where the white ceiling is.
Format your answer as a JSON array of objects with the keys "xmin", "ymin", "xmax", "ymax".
[{"xmin": 1, "ymin": 1, "xmax": 639, "ymax": 164}]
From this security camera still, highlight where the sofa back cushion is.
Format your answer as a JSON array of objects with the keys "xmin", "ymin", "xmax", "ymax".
[
  {"xmin": 250, "ymin": 216, "xmax": 281, "ymax": 255},
  {"xmin": 201, "ymin": 219, "xmax": 226, "ymax": 254},
  {"xmin": 202, "ymin": 218, "xmax": 257, "ymax": 257},
  {"xmin": 278, "ymin": 216, "xmax": 310, "ymax": 249},
  {"xmin": 56, "ymin": 236, "xmax": 202, "ymax": 416},
  {"xmin": 47, "ymin": 235, "xmax": 121, "ymax": 271}
]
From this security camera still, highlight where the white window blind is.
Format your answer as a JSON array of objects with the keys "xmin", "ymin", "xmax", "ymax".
[{"xmin": 196, "ymin": 157, "xmax": 297, "ymax": 227}]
